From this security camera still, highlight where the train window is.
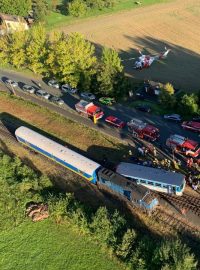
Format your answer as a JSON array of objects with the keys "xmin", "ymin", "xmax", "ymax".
[
  {"xmin": 155, "ymin": 183, "xmax": 161, "ymax": 187},
  {"xmin": 163, "ymin": 185, "xmax": 168, "ymax": 188},
  {"xmin": 148, "ymin": 181, "xmax": 154, "ymax": 186},
  {"xmin": 140, "ymin": 180, "xmax": 146, "ymax": 184}
]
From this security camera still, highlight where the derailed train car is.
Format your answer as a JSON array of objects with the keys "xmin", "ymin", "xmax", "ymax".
[{"xmin": 15, "ymin": 126, "xmax": 159, "ymax": 212}]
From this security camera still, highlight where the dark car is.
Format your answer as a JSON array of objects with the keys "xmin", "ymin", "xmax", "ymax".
[
  {"xmin": 105, "ymin": 116, "xmax": 126, "ymax": 128},
  {"xmin": 135, "ymin": 104, "xmax": 151, "ymax": 113},
  {"xmin": 192, "ymin": 115, "xmax": 200, "ymax": 122},
  {"xmin": 163, "ymin": 114, "xmax": 182, "ymax": 122}
]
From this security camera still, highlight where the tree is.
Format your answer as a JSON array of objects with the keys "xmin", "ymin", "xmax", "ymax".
[
  {"xmin": 32, "ymin": 0, "xmax": 49, "ymax": 21},
  {"xmin": 164, "ymin": 82, "xmax": 174, "ymax": 95},
  {"xmin": 26, "ymin": 24, "xmax": 48, "ymax": 74},
  {"xmin": 116, "ymin": 229, "xmax": 137, "ymax": 260},
  {"xmin": 159, "ymin": 89, "xmax": 176, "ymax": 110},
  {"xmin": 0, "ymin": 35, "xmax": 9, "ymax": 65},
  {"xmin": 46, "ymin": 32, "xmax": 96, "ymax": 88},
  {"xmin": 8, "ymin": 30, "xmax": 28, "ymax": 69},
  {"xmin": 179, "ymin": 94, "xmax": 198, "ymax": 115},
  {"xmin": 97, "ymin": 47, "xmax": 123, "ymax": 96},
  {"xmin": 51, "ymin": 0, "xmax": 59, "ymax": 11},
  {"xmin": 68, "ymin": 0, "xmax": 87, "ymax": 17},
  {"xmin": 0, "ymin": 0, "xmax": 31, "ymax": 16},
  {"xmin": 152, "ymin": 239, "xmax": 197, "ymax": 270}
]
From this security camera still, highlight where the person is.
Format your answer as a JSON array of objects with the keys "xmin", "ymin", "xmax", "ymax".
[
  {"xmin": 38, "ymin": 82, "xmax": 41, "ymax": 88},
  {"xmin": 129, "ymin": 150, "xmax": 132, "ymax": 156},
  {"xmin": 138, "ymin": 147, "xmax": 144, "ymax": 156},
  {"xmin": 153, "ymin": 147, "xmax": 157, "ymax": 157}
]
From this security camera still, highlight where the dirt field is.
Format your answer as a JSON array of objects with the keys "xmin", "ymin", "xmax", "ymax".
[{"xmin": 60, "ymin": 0, "xmax": 200, "ymax": 91}]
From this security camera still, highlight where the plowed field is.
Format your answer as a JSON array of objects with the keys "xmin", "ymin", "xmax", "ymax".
[{"xmin": 60, "ymin": 0, "xmax": 200, "ymax": 91}]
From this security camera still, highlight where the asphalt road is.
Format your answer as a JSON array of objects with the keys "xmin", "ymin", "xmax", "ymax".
[{"xmin": 0, "ymin": 69, "xmax": 199, "ymax": 150}]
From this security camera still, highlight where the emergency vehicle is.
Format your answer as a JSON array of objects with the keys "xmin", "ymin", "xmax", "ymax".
[
  {"xmin": 181, "ymin": 121, "xmax": 200, "ymax": 133},
  {"xmin": 166, "ymin": 134, "xmax": 200, "ymax": 158},
  {"xmin": 75, "ymin": 100, "xmax": 104, "ymax": 120},
  {"xmin": 127, "ymin": 118, "xmax": 159, "ymax": 141}
]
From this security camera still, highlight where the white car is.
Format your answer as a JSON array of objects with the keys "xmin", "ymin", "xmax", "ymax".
[
  {"xmin": 48, "ymin": 79, "xmax": 59, "ymax": 89},
  {"xmin": 36, "ymin": 90, "xmax": 51, "ymax": 100},
  {"xmin": 80, "ymin": 92, "xmax": 96, "ymax": 100},
  {"xmin": 61, "ymin": 84, "xmax": 78, "ymax": 94},
  {"xmin": 163, "ymin": 114, "xmax": 182, "ymax": 122},
  {"xmin": 22, "ymin": 84, "xmax": 36, "ymax": 94},
  {"xmin": 5, "ymin": 79, "xmax": 18, "ymax": 87},
  {"xmin": 50, "ymin": 96, "xmax": 64, "ymax": 105}
]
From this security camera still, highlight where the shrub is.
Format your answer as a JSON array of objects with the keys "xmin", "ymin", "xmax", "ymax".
[{"xmin": 68, "ymin": 0, "xmax": 88, "ymax": 17}]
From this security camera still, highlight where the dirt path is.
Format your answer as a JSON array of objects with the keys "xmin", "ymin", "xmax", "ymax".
[{"xmin": 60, "ymin": 0, "xmax": 200, "ymax": 90}]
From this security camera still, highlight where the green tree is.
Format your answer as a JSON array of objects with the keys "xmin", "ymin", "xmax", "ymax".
[
  {"xmin": 32, "ymin": 0, "xmax": 49, "ymax": 21},
  {"xmin": 46, "ymin": 32, "xmax": 96, "ymax": 88},
  {"xmin": 8, "ymin": 30, "xmax": 28, "ymax": 69},
  {"xmin": 26, "ymin": 23, "xmax": 47, "ymax": 74},
  {"xmin": 152, "ymin": 239, "xmax": 197, "ymax": 270},
  {"xmin": 179, "ymin": 94, "xmax": 198, "ymax": 115},
  {"xmin": 97, "ymin": 47, "xmax": 123, "ymax": 96},
  {"xmin": 116, "ymin": 228, "xmax": 137, "ymax": 260},
  {"xmin": 0, "ymin": 0, "xmax": 31, "ymax": 16},
  {"xmin": 68, "ymin": 0, "xmax": 87, "ymax": 17},
  {"xmin": 159, "ymin": 89, "xmax": 176, "ymax": 110},
  {"xmin": 0, "ymin": 35, "xmax": 9, "ymax": 65}
]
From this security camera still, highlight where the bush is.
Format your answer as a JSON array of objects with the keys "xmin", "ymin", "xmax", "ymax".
[
  {"xmin": 68, "ymin": 0, "xmax": 88, "ymax": 17},
  {"xmin": 178, "ymin": 94, "xmax": 199, "ymax": 116}
]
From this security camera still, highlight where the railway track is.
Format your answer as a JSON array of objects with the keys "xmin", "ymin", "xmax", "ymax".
[{"xmin": 160, "ymin": 193, "xmax": 200, "ymax": 217}]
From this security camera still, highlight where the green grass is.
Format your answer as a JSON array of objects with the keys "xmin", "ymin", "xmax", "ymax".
[
  {"xmin": 129, "ymin": 100, "xmax": 169, "ymax": 115},
  {"xmin": 45, "ymin": 0, "xmax": 171, "ymax": 30},
  {"xmin": 0, "ymin": 220, "xmax": 123, "ymax": 270}
]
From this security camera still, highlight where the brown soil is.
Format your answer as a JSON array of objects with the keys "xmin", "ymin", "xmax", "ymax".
[{"xmin": 60, "ymin": 0, "xmax": 200, "ymax": 91}]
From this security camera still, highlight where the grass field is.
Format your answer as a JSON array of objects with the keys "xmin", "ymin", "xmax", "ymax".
[
  {"xmin": 46, "ymin": 0, "xmax": 169, "ymax": 30},
  {"xmin": 59, "ymin": 0, "xmax": 200, "ymax": 91},
  {"xmin": 0, "ymin": 220, "xmax": 122, "ymax": 270}
]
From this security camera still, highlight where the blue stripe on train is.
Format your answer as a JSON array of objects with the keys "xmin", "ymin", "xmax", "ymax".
[{"xmin": 16, "ymin": 136, "xmax": 97, "ymax": 183}]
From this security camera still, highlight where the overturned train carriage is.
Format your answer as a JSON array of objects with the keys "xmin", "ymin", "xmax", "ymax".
[
  {"xmin": 15, "ymin": 126, "xmax": 159, "ymax": 212},
  {"xmin": 98, "ymin": 168, "xmax": 159, "ymax": 211}
]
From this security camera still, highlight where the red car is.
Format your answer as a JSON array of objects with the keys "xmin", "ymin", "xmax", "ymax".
[
  {"xmin": 181, "ymin": 121, "xmax": 200, "ymax": 133},
  {"xmin": 105, "ymin": 116, "xmax": 126, "ymax": 128}
]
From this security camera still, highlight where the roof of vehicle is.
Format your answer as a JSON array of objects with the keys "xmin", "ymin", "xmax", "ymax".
[
  {"xmin": 183, "ymin": 121, "xmax": 200, "ymax": 129},
  {"xmin": 165, "ymin": 114, "xmax": 181, "ymax": 118},
  {"xmin": 116, "ymin": 162, "xmax": 185, "ymax": 186},
  {"xmin": 36, "ymin": 89, "xmax": 46, "ymax": 94},
  {"xmin": 169, "ymin": 134, "xmax": 198, "ymax": 150},
  {"xmin": 106, "ymin": 116, "xmax": 122, "ymax": 122},
  {"xmin": 128, "ymin": 119, "xmax": 157, "ymax": 131},
  {"xmin": 15, "ymin": 126, "xmax": 101, "ymax": 176}
]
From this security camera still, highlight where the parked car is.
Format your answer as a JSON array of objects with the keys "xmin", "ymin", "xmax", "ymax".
[
  {"xmin": 5, "ymin": 79, "xmax": 18, "ymax": 87},
  {"xmin": 36, "ymin": 90, "xmax": 51, "ymax": 100},
  {"xmin": 192, "ymin": 115, "xmax": 200, "ymax": 122},
  {"xmin": 22, "ymin": 84, "xmax": 36, "ymax": 94},
  {"xmin": 99, "ymin": 97, "xmax": 116, "ymax": 105},
  {"xmin": 105, "ymin": 116, "xmax": 126, "ymax": 128},
  {"xmin": 80, "ymin": 92, "xmax": 96, "ymax": 101},
  {"xmin": 49, "ymin": 96, "xmax": 64, "ymax": 105},
  {"xmin": 61, "ymin": 84, "xmax": 77, "ymax": 94},
  {"xmin": 163, "ymin": 114, "xmax": 182, "ymax": 122},
  {"xmin": 48, "ymin": 79, "xmax": 59, "ymax": 89},
  {"xmin": 135, "ymin": 104, "xmax": 151, "ymax": 113}
]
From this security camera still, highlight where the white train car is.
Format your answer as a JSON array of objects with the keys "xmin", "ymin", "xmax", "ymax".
[{"xmin": 15, "ymin": 126, "xmax": 101, "ymax": 183}]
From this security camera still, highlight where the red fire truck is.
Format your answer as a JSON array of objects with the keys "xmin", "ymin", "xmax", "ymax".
[
  {"xmin": 181, "ymin": 121, "xmax": 200, "ymax": 133},
  {"xmin": 127, "ymin": 118, "xmax": 160, "ymax": 141},
  {"xmin": 75, "ymin": 100, "xmax": 104, "ymax": 120},
  {"xmin": 166, "ymin": 134, "xmax": 200, "ymax": 158}
]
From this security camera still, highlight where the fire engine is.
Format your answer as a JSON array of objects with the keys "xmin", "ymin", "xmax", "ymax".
[
  {"xmin": 166, "ymin": 134, "xmax": 200, "ymax": 158},
  {"xmin": 181, "ymin": 121, "xmax": 200, "ymax": 133},
  {"xmin": 127, "ymin": 118, "xmax": 159, "ymax": 141},
  {"xmin": 75, "ymin": 100, "xmax": 104, "ymax": 120}
]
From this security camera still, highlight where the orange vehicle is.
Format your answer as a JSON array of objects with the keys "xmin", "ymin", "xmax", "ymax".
[{"xmin": 75, "ymin": 100, "xmax": 104, "ymax": 120}]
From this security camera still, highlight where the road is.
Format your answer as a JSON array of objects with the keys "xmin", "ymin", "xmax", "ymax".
[{"xmin": 0, "ymin": 69, "xmax": 199, "ymax": 150}]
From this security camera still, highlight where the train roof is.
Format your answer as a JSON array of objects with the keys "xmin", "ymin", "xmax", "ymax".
[
  {"xmin": 15, "ymin": 126, "xmax": 101, "ymax": 176},
  {"xmin": 116, "ymin": 162, "xmax": 185, "ymax": 186},
  {"xmin": 98, "ymin": 167, "xmax": 154, "ymax": 202}
]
